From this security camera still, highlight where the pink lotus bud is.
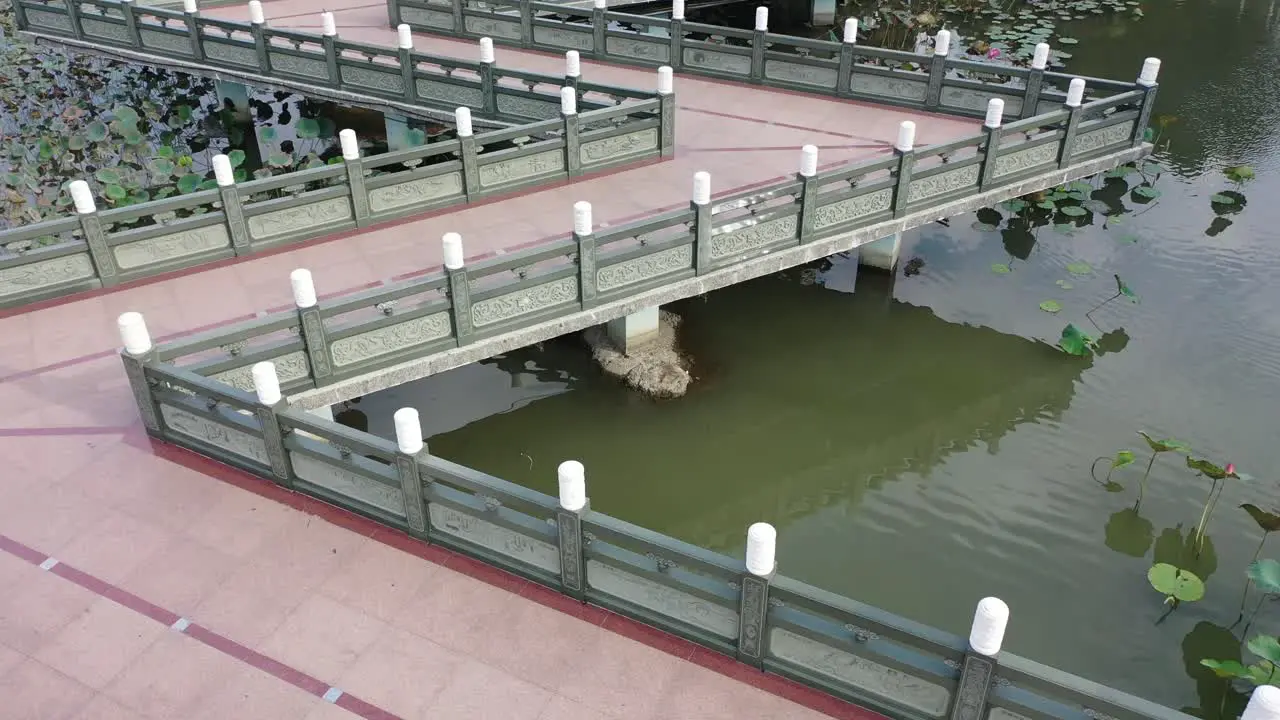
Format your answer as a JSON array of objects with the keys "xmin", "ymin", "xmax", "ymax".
[
  {"xmin": 1227, "ymin": 463, "xmax": 1237, "ymax": 475},
  {"xmin": 987, "ymin": 47, "xmax": 1001, "ymax": 60}
]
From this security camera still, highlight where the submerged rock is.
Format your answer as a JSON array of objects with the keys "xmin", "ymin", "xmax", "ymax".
[{"xmin": 583, "ymin": 310, "xmax": 692, "ymax": 398}]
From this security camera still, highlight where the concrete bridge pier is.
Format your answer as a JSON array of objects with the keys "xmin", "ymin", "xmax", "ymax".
[
  {"xmin": 606, "ymin": 306, "xmax": 661, "ymax": 354},
  {"xmin": 384, "ymin": 113, "xmax": 415, "ymax": 151},
  {"xmin": 857, "ymin": 232, "xmax": 902, "ymax": 273},
  {"xmin": 214, "ymin": 79, "xmax": 267, "ymax": 168}
]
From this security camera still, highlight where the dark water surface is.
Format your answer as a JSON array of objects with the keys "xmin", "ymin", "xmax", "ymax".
[{"xmin": 360, "ymin": 0, "xmax": 1280, "ymax": 710}]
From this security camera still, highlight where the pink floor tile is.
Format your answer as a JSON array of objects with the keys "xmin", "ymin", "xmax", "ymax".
[
  {"xmin": 337, "ymin": 626, "xmax": 465, "ymax": 718},
  {"xmin": 0, "ymin": 658, "xmax": 95, "ymax": 720},
  {"xmin": 394, "ymin": 569, "xmax": 534, "ymax": 654},
  {"xmin": 537, "ymin": 694, "xmax": 622, "ymax": 720},
  {"xmin": 70, "ymin": 694, "xmax": 152, "ymax": 720},
  {"xmin": 186, "ymin": 663, "xmax": 321, "ymax": 720},
  {"xmin": 552, "ymin": 626, "xmax": 685, "ymax": 718},
  {"xmin": 0, "ymin": 640, "xmax": 24, "ymax": 681},
  {"xmin": 317, "ymin": 538, "xmax": 440, "ymax": 622},
  {"xmin": 52, "ymin": 511, "xmax": 176, "ymax": 586},
  {"xmin": 118, "ymin": 534, "xmax": 241, "ymax": 617},
  {"xmin": 260, "ymin": 595, "xmax": 389, "ymax": 681},
  {"xmin": 184, "ymin": 484, "xmax": 307, "ymax": 558},
  {"xmin": 33, "ymin": 596, "xmax": 165, "ymax": 690},
  {"xmin": 427, "ymin": 658, "xmax": 553, "ymax": 720},
  {"xmin": 0, "ymin": 567, "xmax": 98, "ymax": 655},
  {"xmin": 103, "ymin": 632, "xmax": 241, "ymax": 718}
]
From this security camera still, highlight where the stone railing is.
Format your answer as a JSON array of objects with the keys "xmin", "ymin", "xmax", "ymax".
[
  {"xmin": 111, "ymin": 307, "xmax": 1196, "ymax": 720},
  {"xmin": 390, "ymin": 0, "xmax": 1150, "ymax": 119},
  {"xmin": 0, "ymin": 75, "xmax": 674, "ymax": 309},
  {"xmin": 144, "ymin": 84, "xmax": 1153, "ymax": 397},
  {"xmin": 13, "ymin": 0, "xmax": 663, "ymax": 123}
]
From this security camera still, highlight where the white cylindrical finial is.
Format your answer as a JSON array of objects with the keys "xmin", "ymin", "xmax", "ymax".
[
  {"xmin": 248, "ymin": 0, "xmax": 264, "ymax": 24},
  {"xmin": 692, "ymin": 171, "xmax": 710, "ymax": 205},
  {"xmin": 1066, "ymin": 77, "xmax": 1086, "ymax": 107},
  {"xmin": 69, "ymin": 180, "xmax": 96, "ymax": 214},
  {"xmin": 573, "ymin": 201, "xmax": 593, "ymax": 236},
  {"xmin": 755, "ymin": 6, "xmax": 768, "ymax": 31},
  {"xmin": 290, "ymin": 268, "xmax": 317, "ymax": 309},
  {"xmin": 117, "ymin": 312, "xmax": 152, "ymax": 355},
  {"xmin": 397, "ymin": 23, "xmax": 413, "ymax": 50},
  {"xmin": 183, "ymin": 0, "xmax": 198, "ymax": 13},
  {"xmin": 895, "ymin": 120, "xmax": 916, "ymax": 152},
  {"xmin": 252, "ymin": 362, "xmax": 281, "ymax": 406},
  {"xmin": 339, "ymin": 129, "xmax": 359, "ymax": 160},
  {"xmin": 393, "ymin": 408, "xmax": 424, "ymax": 455},
  {"xmin": 565, "ymin": 50, "xmax": 581, "ymax": 78},
  {"xmin": 934, "ymin": 29, "xmax": 950, "ymax": 56},
  {"xmin": 968, "ymin": 597, "xmax": 1010, "ymax": 656},
  {"xmin": 321, "ymin": 11, "xmax": 336, "ymax": 36},
  {"xmin": 560, "ymin": 86, "xmax": 577, "ymax": 115},
  {"xmin": 657, "ymin": 66, "xmax": 673, "ymax": 95},
  {"xmin": 479, "ymin": 37, "xmax": 495, "ymax": 63},
  {"xmin": 442, "ymin": 232, "xmax": 464, "ymax": 270},
  {"xmin": 984, "ymin": 98, "xmax": 1004, "ymax": 129},
  {"xmin": 593, "ymin": 0, "xmax": 606, "ymax": 7},
  {"xmin": 558, "ymin": 460, "xmax": 587, "ymax": 512},
  {"xmin": 1031, "ymin": 42, "xmax": 1050, "ymax": 70},
  {"xmin": 671, "ymin": 0, "xmax": 685, "ymax": 20},
  {"xmin": 799, "ymin": 144, "xmax": 818, "ymax": 177},
  {"xmin": 1138, "ymin": 57, "xmax": 1161, "ymax": 87},
  {"xmin": 455, "ymin": 107, "xmax": 473, "ymax": 137},
  {"xmin": 1242, "ymin": 686, "xmax": 1280, "ymax": 720},
  {"xmin": 842, "ymin": 17, "xmax": 858, "ymax": 43},
  {"xmin": 745, "ymin": 522, "xmax": 777, "ymax": 576},
  {"xmin": 212, "ymin": 154, "xmax": 234, "ymax": 187}
]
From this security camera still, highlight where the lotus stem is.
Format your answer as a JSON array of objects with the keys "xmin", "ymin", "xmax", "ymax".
[
  {"xmin": 1137, "ymin": 451, "xmax": 1158, "ymax": 507},
  {"xmin": 1193, "ymin": 479, "xmax": 1220, "ymax": 554},
  {"xmin": 1086, "ymin": 292, "xmax": 1121, "ymax": 318},
  {"xmin": 1201, "ymin": 481, "xmax": 1228, "ymax": 552},
  {"xmin": 1253, "ymin": 532, "xmax": 1270, "ymax": 567},
  {"xmin": 1090, "ymin": 456, "xmax": 1112, "ymax": 487},
  {"xmin": 1246, "ymin": 593, "xmax": 1270, "ymax": 632}
]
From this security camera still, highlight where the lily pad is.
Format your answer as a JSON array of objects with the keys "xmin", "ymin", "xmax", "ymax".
[
  {"xmin": 1060, "ymin": 205, "xmax": 1088, "ymax": 217},
  {"xmin": 227, "ymin": 149, "xmax": 246, "ymax": 168},
  {"xmin": 1247, "ymin": 634, "xmax": 1280, "ymax": 665},
  {"xmin": 1136, "ymin": 431, "xmax": 1190, "ymax": 454},
  {"xmin": 1210, "ymin": 193, "xmax": 1236, "ymax": 205},
  {"xmin": 112, "ymin": 105, "xmax": 139, "ymax": 125},
  {"xmin": 1115, "ymin": 274, "xmax": 1139, "ymax": 302},
  {"xmin": 1249, "ymin": 559, "xmax": 1280, "ymax": 595},
  {"xmin": 94, "ymin": 168, "xmax": 122, "ymax": 184},
  {"xmin": 991, "ymin": 263, "xmax": 1011, "ymax": 274},
  {"xmin": 971, "ymin": 221, "xmax": 999, "ymax": 232},
  {"xmin": 1242, "ymin": 504, "xmax": 1280, "ymax": 533},
  {"xmin": 268, "ymin": 152, "xmax": 293, "ymax": 169},
  {"xmin": 1059, "ymin": 323, "xmax": 1095, "ymax": 356},
  {"xmin": 1187, "ymin": 457, "xmax": 1234, "ymax": 480},
  {"xmin": 86, "ymin": 121, "xmax": 108, "ymax": 142},
  {"xmin": 175, "ymin": 104, "xmax": 194, "ymax": 123},
  {"xmin": 1200, "ymin": 659, "xmax": 1250, "ymax": 679},
  {"xmin": 296, "ymin": 117, "xmax": 321, "ymax": 139},
  {"xmin": 1148, "ymin": 563, "xmax": 1205, "ymax": 602},
  {"xmin": 1056, "ymin": 280, "xmax": 1074, "ymax": 289},
  {"xmin": 1225, "ymin": 165, "xmax": 1256, "ymax": 183},
  {"xmin": 175, "ymin": 173, "xmax": 201, "ymax": 194},
  {"xmin": 1133, "ymin": 185, "xmax": 1161, "ymax": 199},
  {"xmin": 104, "ymin": 184, "xmax": 128, "ymax": 201},
  {"xmin": 1066, "ymin": 262, "xmax": 1093, "ymax": 276},
  {"xmin": 1039, "ymin": 299, "xmax": 1062, "ymax": 313}
]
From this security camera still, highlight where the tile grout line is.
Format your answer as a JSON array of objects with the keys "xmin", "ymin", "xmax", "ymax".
[{"xmin": 0, "ymin": 533, "xmax": 406, "ymax": 720}]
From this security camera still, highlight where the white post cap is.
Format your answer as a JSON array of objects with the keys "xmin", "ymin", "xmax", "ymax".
[
  {"xmin": 442, "ymin": 232, "xmax": 464, "ymax": 270},
  {"xmin": 1242, "ymin": 686, "xmax": 1280, "ymax": 720},
  {"xmin": 117, "ymin": 312, "xmax": 152, "ymax": 355},
  {"xmin": 934, "ymin": 29, "xmax": 950, "ymax": 56},
  {"xmin": 565, "ymin": 50, "xmax": 581, "ymax": 78},
  {"xmin": 247, "ymin": 0, "xmax": 264, "ymax": 25},
  {"xmin": 1031, "ymin": 42, "xmax": 1050, "ymax": 70},
  {"xmin": 842, "ymin": 18, "xmax": 858, "ymax": 43},
  {"xmin": 393, "ymin": 407, "xmax": 424, "ymax": 454},
  {"xmin": 657, "ymin": 65, "xmax": 673, "ymax": 95},
  {"xmin": 558, "ymin": 460, "xmax": 587, "ymax": 512},
  {"xmin": 339, "ymin": 129, "xmax": 359, "ymax": 160},
  {"xmin": 755, "ymin": 6, "xmax": 768, "ymax": 31},
  {"xmin": 895, "ymin": 120, "xmax": 916, "ymax": 152},
  {"xmin": 290, "ymin": 268, "xmax": 317, "ymax": 308},
  {"xmin": 573, "ymin": 201, "xmax": 593, "ymax": 236},
  {"xmin": 560, "ymin": 86, "xmax": 576, "ymax": 115},
  {"xmin": 799, "ymin": 144, "xmax": 818, "ymax": 177},
  {"xmin": 397, "ymin": 23, "xmax": 413, "ymax": 50},
  {"xmin": 252, "ymin": 362, "xmax": 281, "ymax": 405},
  {"xmin": 671, "ymin": 0, "xmax": 685, "ymax": 20},
  {"xmin": 321, "ymin": 11, "xmax": 336, "ymax": 36},
  {"xmin": 984, "ymin": 98, "xmax": 1004, "ymax": 129},
  {"xmin": 69, "ymin": 180, "xmax": 96, "ymax": 214},
  {"xmin": 211, "ymin": 154, "xmax": 235, "ymax": 187},
  {"xmin": 745, "ymin": 522, "xmax": 777, "ymax": 576},
  {"xmin": 1066, "ymin": 77, "xmax": 1086, "ymax": 107},
  {"xmin": 968, "ymin": 597, "xmax": 1010, "ymax": 656},
  {"xmin": 1138, "ymin": 57, "xmax": 1161, "ymax": 87},
  {"xmin": 692, "ymin": 171, "xmax": 710, "ymax": 205},
  {"xmin": 593, "ymin": 0, "xmax": 606, "ymax": 7},
  {"xmin": 455, "ymin": 107, "xmax": 473, "ymax": 137},
  {"xmin": 183, "ymin": 0, "xmax": 198, "ymax": 13},
  {"xmin": 479, "ymin": 37, "xmax": 495, "ymax": 63}
]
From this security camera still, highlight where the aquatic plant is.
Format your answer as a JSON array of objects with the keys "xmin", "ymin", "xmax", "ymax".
[
  {"xmin": 1238, "ymin": 559, "xmax": 1280, "ymax": 630},
  {"xmin": 1188, "ymin": 459, "xmax": 1241, "ymax": 554},
  {"xmin": 1057, "ymin": 323, "xmax": 1097, "ymax": 356},
  {"xmin": 1149, "ymin": 562, "xmax": 1205, "ymax": 614},
  {"xmin": 1202, "ymin": 633, "xmax": 1280, "ymax": 688}
]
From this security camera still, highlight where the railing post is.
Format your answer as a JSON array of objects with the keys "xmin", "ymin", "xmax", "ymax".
[
  {"xmin": 321, "ymin": 12, "xmax": 339, "ymax": 83},
  {"xmin": 119, "ymin": 0, "xmax": 142, "ymax": 47},
  {"xmin": 691, "ymin": 171, "xmax": 712, "ymax": 273},
  {"xmin": 556, "ymin": 460, "xmax": 589, "ymax": 601},
  {"xmin": 1057, "ymin": 78, "xmax": 1085, "ymax": 168},
  {"xmin": 562, "ymin": 87, "xmax": 582, "ymax": 178},
  {"xmin": 291, "ymin": 269, "xmax": 334, "ymax": 383},
  {"xmin": 565, "ymin": 51, "xmax": 581, "ymax": 97},
  {"xmin": 339, "ymin": 130, "xmax": 371, "ymax": 227},
  {"xmin": 591, "ymin": 0, "xmax": 607, "ymax": 60},
  {"xmin": 836, "ymin": 18, "xmax": 857, "ymax": 98},
  {"xmin": 251, "ymin": 361, "xmax": 294, "ymax": 487},
  {"xmin": 668, "ymin": 0, "xmax": 684, "ymax": 71},
  {"xmin": 574, "ymin": 201, "xmax": 597, "ymax": 308},
  {"xmin": 925, "ymin": 29, "xmax": 949, "ymax": 110},
  {"xmin": 796, "ymin": 145, "xmax": 817, "ymax": 242},
  {"xmin": 64, "ymin": 0, "xmax": 85, "ymax": 39},
  {"xmin": 890, "ymin": 121, "xmax": 916, "ymax": 218},
  {"xmin": 657, "ymin": 66, "xmax": 675, "ymax": 157},
  {"xmin": 519, "ymin": 0, "xmax": 534, "ymax": 48},
  {"xmin": 1021, "ymin": 43, "xmax": 1049, "ymax": 119},
  {"xmin": 443, "ymin": 233, "xmax": 473, "ymax": 344},
  {"xmin": 1242, "ymin": 686, "xmax": 1280, "ymax": 720},
  {"xmin": 478, "ymin": 38, "xmax": 497, "ymax": 116},
  {"xmin": 737, "ymin": 522, "xmax": 775, "ymax": 668},
  {"xmin": 184, "ymin": 0, "xmax": 205, "ymax": 62},
  {"xmin": 978, "ymin": 99, "xmax": 1003, "ymax": 190},
  {"xmin": 69, "ymin": 181, "xmax": 119, "ymax": 288},
  {"xmin": 397, "ymin": 24, "xmax": 418, "ymax": 102},
  {"xmin": 248, "ymin": 1, "xmax": 271, "ymax": 73},
  {"xmin": 10, "ymin": 0, "xmax": 28, "ymax": 31},
  {"xmin": 388, "ymin": 0, "xmax": 402, "ymax": 27},
  {"xmin": 117, "ymin": 313, "xmax": 162, "ymax": 437},
  {"xmin": 947, "ymin": 597, "xmax": 1009, "ymax": 720},
  {"xmin": 456, "ymin": 107, "xmax": 480, "ymax": 200},
  {"xmin": 750, "ymin": 7, "xmax": 767, "ymax": 84},
  {"xmin": 212, "ymin": 154, "xmax": 250, "ymax": 255},
  {"xmin": 450, "ymin": 0, "xmax": 464, "ymax": 39},
  {"xmin": 1133, "ymin": 57, "xmax": 1161, "ymax": 147},
  {"xmin": 393, "ymin": 408, "xmax": 430, "ymax": 539}
]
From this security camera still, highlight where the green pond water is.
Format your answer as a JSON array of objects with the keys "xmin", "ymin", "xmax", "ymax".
[{"xmin": 346, "ymin": 0, "xmax": 1280, "ymax": 712}]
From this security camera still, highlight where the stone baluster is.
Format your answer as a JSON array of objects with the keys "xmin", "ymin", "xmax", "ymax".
[
  {"xmin": 251, "ymin": 361, "xmax": 293, "ymax": 485},
  {"xmin": 1134, "ymin": 57, "xmax": 1161, "ymax": 147},
  {"xmin": 947, "ymin": 597, "xmax": 1010, "ymax": 720},
  {"xmin": 556, "ymin": 460, "xmax": 589, "ymax": 600},
  {"xmin": 750, "ymin": 7, "xmax": 768, "ymax": 83},
  {"xmin": 891, "ymin": 121, "xmax": 916, "ymax": 217},
  {"xmin": 393, "ymin": 408, "xmax": 429, "ymax": 538},
  {"xmin": 926, "ymin": 29, "xmax": 951, "ymax": 109},
  {"xmin": 1058, "ymin": 77, "xmax": 1086, "ymax": 167},
  {"xmin": 565, "ymin": 50, "xmax": 581, "ymax": 96},
  {"xmin": 291, "ymin": 269, "xmax": 333, "ymax": 383},
  {"xmin": 442, "ymin": 233, "xmax": 473, "ymax": 344},
  {"xmin": 562, "ymin": 86, "xmax": 582, "ymax": 178},
  {"xmin": 691, "ymin": 171, "xmax": 713, "ymax": 272},
  {"xmin": 120, "ymin": 0, "xmax": 142, "ymax": 47},
  {"xmin": 397, "ymin": 24, "xmax": 417, "ymax": 102},
  {"xmin": 479, "ymin": 37, "xmax": 497, "ymax": 115},
  {"xmin": 796, "ymin": 145, "xmax": 818, "ymax": 242},
  {"xmin": 573, "ymin": 201, "xmax": 597, "ymax": 308},
  {"xmin": 668, "ymin": 0, "xmax": 685, "ymax": 71},
  {"xmin": 212, "ymin": 154, "xmax": 250, "ymax": 255},
  {"xmin": 339, "ymin": 129, "xmax": 371, "ymax": 226},
  {"xmin": 657, "ymin": 66, "xmax": 675, "ymax": 157},
  {"xmin": 456, "ymin": 107, "xmax": 480, "ymax": 199},
  {"xmin": 1022, "ymin": 42, "xmax": 1050, "ymax": 118},
  {"xmin": 737, "ymin": 522, "xmax": 776, "ymax": 667},
  {"xmin": 68, "ymin": 181, "xmax": 118, "ymax": 287},
  {"xmin": 979, "ymin": 98, "xmax": 1004, "ymax": 189},
  {"xmin": 320, "ymin": 11, "xmax": 339, "ymax": 82},
  {"xmin": 592, "ymin": 0, "xmax": 607, "ymax": 60},
  {"xmin": 117, "ymin": 312, "xmax": 162, "ymax": 436},
  {"xmin": 184, "ymin": 0, "xmax": 205, "ymax": 65},
  {"xmin": 837, "ymin": 18, "xmax": 858, "ymax": 98},
  {"xmin": 248, "ymin": 1, "xmax": 271, "ymax": 73}
]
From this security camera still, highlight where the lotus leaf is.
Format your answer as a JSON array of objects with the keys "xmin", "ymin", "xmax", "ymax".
[
  {"xmin": 1148, "ymin": 563, "xmax": 1205, "ymax": 602},
  {"xmin": 1039, "ymin": 300, "xmax": 1062, "ymax": 313},
  {"xmin": 1136, "ymin": 431, "xmax": 1189, "ymax": 454},
  {"xmin": 1243, "ymin": 504, "xmax": 1280, "ymax": 533},
  {"xmin": 1058, "ymin": 324, "xmax": 1095, "ymax": 356},
  {"xmin": 1249, "ymin": 560, "xmax": 1280, "ymax": 595},
  {"xmin": 1248, "ymin": 635, "xmax": 1280, "ymax": 666}
]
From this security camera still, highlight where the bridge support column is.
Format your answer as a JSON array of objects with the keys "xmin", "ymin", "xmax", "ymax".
[
  {"xmin": 215, "ymin": 80, "xmax": 252, "ymax": 125},
  {"xmin": 384, "ymin": 112, "xmax": 414, "ymax": 151},
  {"xmin": 857, "ymin": 232, "xmax": 901, "ymax": 273},
  {"xmin": 947, "ymin": 598, "xmax": 1009, "ymax": 720},
  {"xmin": 606, "ymin": 306, "xmax": 661, "ymax": 355}
]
